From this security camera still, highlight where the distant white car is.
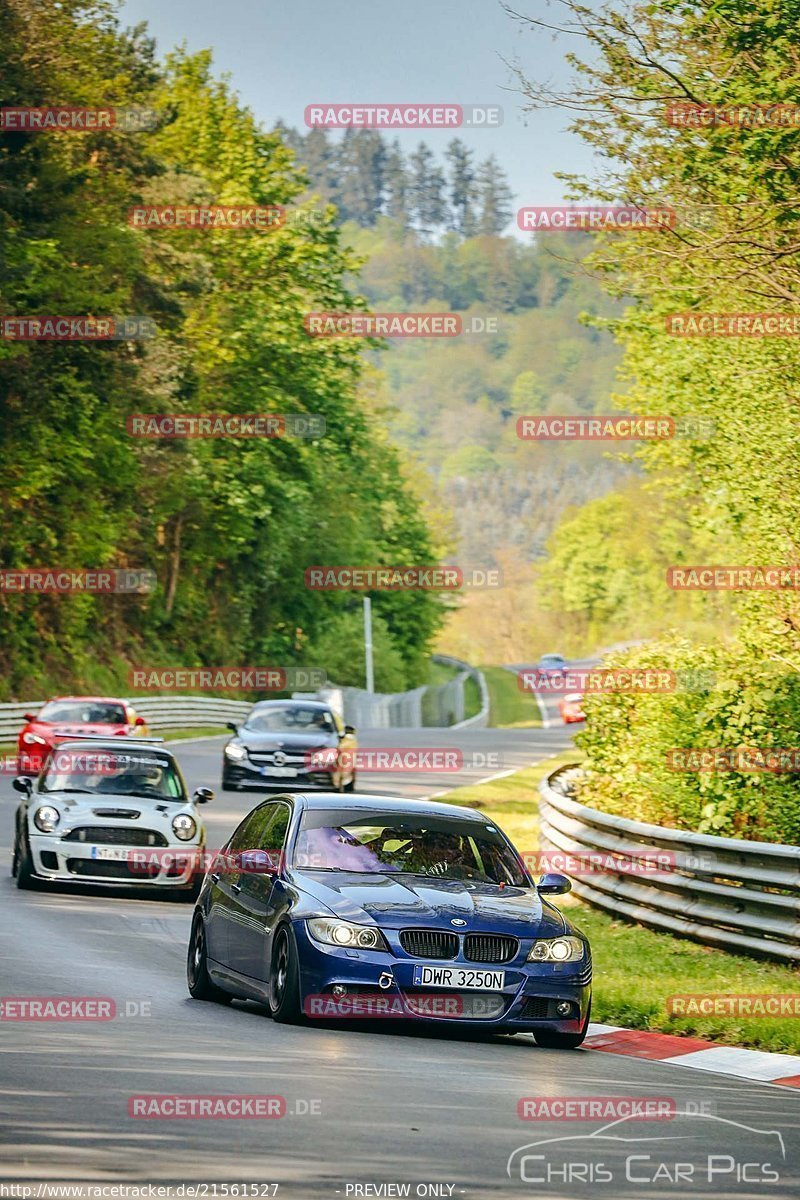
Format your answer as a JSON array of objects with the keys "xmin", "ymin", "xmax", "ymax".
[{"xmin": 12, "ymin": 738, "xmax": 212, "ymax": 897}]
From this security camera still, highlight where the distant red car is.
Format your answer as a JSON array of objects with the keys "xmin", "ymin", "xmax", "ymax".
[
  {"xmin": 17, "ymin": 696, "xmax": 149, "ymax": 774},
  {"xmin": 559, "ymin": 693, "xmax": 585, "ymax": 724}
]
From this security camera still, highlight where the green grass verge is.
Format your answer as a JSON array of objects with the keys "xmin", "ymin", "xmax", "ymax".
[
  {"xmin": 480, "ymin": 665, "xmax": 541, "ymax": 729},
  {"xmin": 435, "ymin": 752, "xmax": 800, "ymax": 1055}
]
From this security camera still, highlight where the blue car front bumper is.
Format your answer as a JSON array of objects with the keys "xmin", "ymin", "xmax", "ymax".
[{"xmin": 293, "ymin": 921, "xmax": 591, "ymax": 1032}]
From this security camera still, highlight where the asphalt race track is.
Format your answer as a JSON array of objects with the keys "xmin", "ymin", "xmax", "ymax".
[{"xmin": 2, "ymin": 727, "xmax": 800, "ymax": 1197}]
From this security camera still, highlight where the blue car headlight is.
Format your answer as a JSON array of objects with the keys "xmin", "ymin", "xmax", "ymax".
[
  {"xmin": 527, "ymin": 936, "xmax": 584, "ymax": 963},
  {"xmin": 307, "ymin": 918, "xmax": 389, "ymax": 952}
]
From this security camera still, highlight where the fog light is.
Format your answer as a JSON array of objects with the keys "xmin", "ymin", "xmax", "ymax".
[
  {"xmin": 332, "ymin": 984, "xmax": 347, "ymax": 998},
  {"xmin": 556, "ymin": 1001, "xmax": 573, "ymax": 1017}
]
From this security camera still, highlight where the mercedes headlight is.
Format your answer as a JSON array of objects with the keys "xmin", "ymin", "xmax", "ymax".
[
  {"xmin": 34, "ymin": 805, "xmax": 60, "ymax": 833},
  {"xmin": 224, "ymin": 743, "xmax": 246, "ymax": 762},
  {"xmin": 528, "ymin": 936, "xmax": 584, "ymax": 963},
  {"xmin": 172, "ymin": 813, "xmax": 197, "ymax": 842},
  {"xmin": 307, "ymin": 918, "xmax": 387, "ymax": 951}
]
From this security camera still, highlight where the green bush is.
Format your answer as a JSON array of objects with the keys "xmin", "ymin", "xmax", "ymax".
[{"xmin": 576, "ymin": 636, "xmax": 800, "ymax": 845}]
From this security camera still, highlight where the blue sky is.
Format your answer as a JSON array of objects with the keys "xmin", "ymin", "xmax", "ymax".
[{"xmin": 119, "ymin": 0, "xmax": 602, "ymax": 210}]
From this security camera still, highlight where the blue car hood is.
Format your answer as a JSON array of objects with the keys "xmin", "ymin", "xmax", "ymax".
[{"xmin": 296, "ymin": 871, "xmax": 568, "ymax": 937}]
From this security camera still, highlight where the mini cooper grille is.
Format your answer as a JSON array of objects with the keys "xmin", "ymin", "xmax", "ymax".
[
  {"xmin": 66, "ymin": 859, "xmax": 160, "ymax": 880},
  {"xmin": 63, "ymin": 826, "xmax": 168, "ymax": 846},
  {"xmin": 399, "ymin": 929, "xmax": 459, "ymax": 959},
  {"xmin": 464, "ymin": 934, "xmax": 519, "ymax": 963}
]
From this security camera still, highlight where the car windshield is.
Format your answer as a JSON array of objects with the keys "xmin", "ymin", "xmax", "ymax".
[
  {"xmin": 40, "ymin": 748, "xmax": 186, "ymax": 800},
  {"xmin": 294, "ymin": 809, "xmax": 527, "ymax": 885},
  {"xmin": 38, "ymin": 700, "xmax": 127, "ymax": 724},
  {"xmin": 244, "ymin": 705, "xmax": 335, "ymax": 733},
  {"xmin": 538, "ymin": 656, "xmax": 564, "ymax": 666}
]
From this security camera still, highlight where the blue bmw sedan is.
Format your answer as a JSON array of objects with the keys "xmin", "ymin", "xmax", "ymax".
[{"xmin": 187, "ymin": 793, "xmax": 592, "ymax": 1048}]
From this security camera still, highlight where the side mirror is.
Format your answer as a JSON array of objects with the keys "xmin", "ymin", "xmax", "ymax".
[
  {"xmin": 193, "ymin": 787, "xmax": 214, "ymax": 805},
  {"xmin": 13, "ymin": 776, "xmax": 33, "ymax": 795},
  {"xmin": 344, "ymin": 724, "xmax": 356, "ymax": 736},
  {"xmin": 134, "ymin": 716, "xmax": 147, "ymax": 727},
  {"xmin": 239, "ymin": 849, "xmax": 281, "ymax": 876},
  {"xmin": 23, "ymin": 713, "xmax": 36, "ymax": 723},
  {"xmin": 226, "ymin": 722, "xmax": 239, "ymax": 734},
  {"xmin": 537, "ymin": 872, "xmax": 571, "ymax": 895}
]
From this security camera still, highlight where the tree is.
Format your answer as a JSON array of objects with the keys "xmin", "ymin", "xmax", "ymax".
[
  {"xmin": 408, "ymin": 143, "xmax": 447, "ymax": 237},
  {"xmin": 445, "ymin": 138, "xmax": 477, "ymax": 235},
  {"xmin": 474, "ymin": 154, "xmax": 514, "ymax": 234}
]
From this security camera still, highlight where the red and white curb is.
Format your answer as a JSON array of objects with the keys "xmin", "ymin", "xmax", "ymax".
[{"xmin": 585, "ymin": 1023, "xmax": 800, "ymax": 1088}]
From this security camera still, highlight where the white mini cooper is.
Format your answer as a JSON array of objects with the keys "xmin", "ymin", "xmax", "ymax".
[{"xmin": 12, "ymin": 738, "xmax": 212, "ymax": 897}]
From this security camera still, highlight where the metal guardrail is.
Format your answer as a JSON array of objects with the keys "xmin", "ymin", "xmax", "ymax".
[
  {"xmin": 321, "ymin": 655, "xmax": 488, "ymax": 729},
  {"xmin": 539, "ymin": 764, "xmax": 800, "ymax": 962}
]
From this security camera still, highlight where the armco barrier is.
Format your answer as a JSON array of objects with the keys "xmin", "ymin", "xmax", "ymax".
[
  {"xmin": 0, "ymin": 658, "xmax": 489, "ymax": 740},
  {"xmin": 321, "ymin": 655, "xmax": 488, "ymax": 729},
  {"xmin": 539, "ymin": 764, "xmax": 800, "ymax": 962}
]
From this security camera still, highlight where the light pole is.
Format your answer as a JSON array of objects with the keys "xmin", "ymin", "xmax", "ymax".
[{"xmin": 364, "ymin": 596, "xmax": 374, "ymax": 693}]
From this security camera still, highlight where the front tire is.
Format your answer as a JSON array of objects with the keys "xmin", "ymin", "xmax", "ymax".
[
  {"xmin": 344, "ymin": 771, "xmax": 357, "ymax": 793},
  {"xmin": 15, "ymin": 828, "xmax": 36, "ymax": 890},
  {"xmin": 187, "ymin": 913, "xmax": 232, "ymax": 1003},
  {"xmin": 268, "ymin": 924, "xmax": 302, "ymax": 1024}
]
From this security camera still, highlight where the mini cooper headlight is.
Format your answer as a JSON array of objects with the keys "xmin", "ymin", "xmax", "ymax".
[
  {"xmin": 172, "ymin": 813, "xmax": 197, "ymax": 842},
  {"xmin": 33, "ymin": 805, "xmax": 60, "ymax": 833},
  {"xmin": 224, "ymin": 743, "xmax": 246, "ymax": 762},
  {"xmin": 307, "ymin": 918, "xmax": 388, "ymax": 951},
  {"xmin": 528, "ymin": 936, "xmax": 584, "ymax": 963}
]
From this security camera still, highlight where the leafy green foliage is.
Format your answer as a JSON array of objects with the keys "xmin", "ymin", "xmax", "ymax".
[{"xmin": 0, "ymin": 0, "xmax": 445, "ymax": 696}]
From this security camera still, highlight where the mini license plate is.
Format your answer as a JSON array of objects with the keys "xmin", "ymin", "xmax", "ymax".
[
  {"xmin": 90, "ymin": 846, "xmax": 130, "ymax": 861},
  {"xmin": 412, "ymin": 966, "xmax": 505, "ymax": 990}
]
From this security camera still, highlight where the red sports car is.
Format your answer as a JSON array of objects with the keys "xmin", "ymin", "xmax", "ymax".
[
  {"xmin": 558, "ymin": 693, "xmax": 585, "ymax": 724},
  {"xmin": 17, "ymin": 696, "xmax": 149, "ymax": 774}
]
